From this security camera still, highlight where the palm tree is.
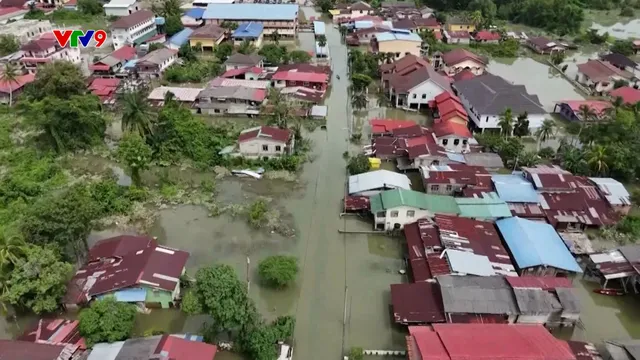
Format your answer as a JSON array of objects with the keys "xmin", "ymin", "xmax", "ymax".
[
  {"xmin": 376, "ymin": 89, "xmax": 389, "ymax": 108},
  {"xmin": 560, "ymin": 146, "xmax": 587, "ymax": 175},
  {"xmin": 587, "ymin": 145, "xmax": 609, "ymax": 175},
  {"xmin": 351, "ymin": 92, "xmax": 368, "ymax": 111},
  {"xmin": 535, "ymin": 119, "xmax": 555, "ymax": 151},
  {"xmin": 606, "ymin": 96, "xmax": 625, "ymax": 117},
  {"xmin": 317, "ymin": 34, "xmax": 327, "ymax": 47},
  {"xmin": 498, "ymin": 108, "xmax": 514, "ymax": 138},
  {"xmin": 118, "ymin": 86, "xmax": 155, "ymax": 137},
  {"xmin": 1, "ymin": 63, "xmax": 20, "ymax": 107},
  {"xmin": 271, "ymin": 30, "xmax": 281, "ymax": 44},
  {"xmin": 0, "ymin": 229, "xmax": 27, "ymax": 270},
  {"xmin": 238, "ymin": 39, "xmax": 254, "ymax": 54},
  {"xmin": 576, "ymin": 104, "xmax": 597, "ymax": 144},
  {"xmin": 468, "ymin": 10, "xmax": 484, "ymax": 29}
]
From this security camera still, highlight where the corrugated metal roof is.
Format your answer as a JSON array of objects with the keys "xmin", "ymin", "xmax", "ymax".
[
  {"xmin": 349, "ymin": 170, "xmax": 411, "ymax": 195},
  {"xmin": 310, "ymin": 105, "xmax": 327, "ymax": 117},
  {"xmin": 87, "ymin": 341, "xmax": 125, "ymax": 360},
  {"xmin": 370, "ymin": 189, "xmax": 460, "ymax": 214},
  {"xmin": 496, "ymin": 217, "xmax": 582, "ymax": 273},
  {"xmin": 589, "ymin": 177, "xmax": 631, "ymax": 206},
  {"xmin": 375, "ymin": 31, "xmax": 421, "ymax": 42},
  {"xmin": 202, "ymin": 3, "xmax": 299, "ymax": 20},
  {"xmin": 437, "ymin": 275, "xmax": 520, "ymax": 315},
  {"xmin": 505, "ymin": 276, "xmax": 573, "ymax": 290},
  {"xmin": 148, "ymin": 86, "xmax": 203, "ymax": 102},
  {"xmin": 556, "ymin": 288, "xmax": 581, "ymax": 314},
  {"xmin": 390, "ymin": 282, "xmax": 446, "ymax": 323},
  {"xmin": 445, "ymin": 249, "xmax": 496, "ymax": 276},
  {"xmin": 184, "ymin": 7, "xmax": 205, "ymax": 18},
  {"xmin": 511, "ymin": 288, "xmax": 563, "ymax": 315},
  {"xmin": 233, "ymin": 22, "xmax": 264, "ymax": 38},
  {"xmin": 491, "ymin": 174, "xmax": 540, "ymax": 203},
  {"xmin": 313, "ymin": 21, "xmax": 325, "ymax": 35},
  {"xmin": 169, "ymin": 27, "xmax": 194, "ymax": 46},
  {"xmin": 455, "ymin": 192, "xmax": 512, "ymax": 219}
]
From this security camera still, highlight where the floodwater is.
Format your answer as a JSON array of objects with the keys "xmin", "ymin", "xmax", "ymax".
[{"xmin": 592, "ymin": 19, "xmax": 640, "ymax": 39}]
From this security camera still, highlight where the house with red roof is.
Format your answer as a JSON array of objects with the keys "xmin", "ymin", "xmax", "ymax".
[
  {"xmin": 385, "ymin": 62, "xmax": 452, "ymax": 110},
  {"xmin": 609, "ymin": 86, "xmax": 640, "ymax": 105},
  {"xmin": 89, "ymin": 45, "xmax": 137, "ymax": 77},
  {"xmin": 432, "ymin": 121, "xmax": 472, "ymax": 153},
  {"xmin": 419, "ymin": 163, "xmax": 489, "ymax": 195},
  {"xmin": 19, "ymin": 319, "xmax": 86, "ymax": 351},
  {"xmin": 87, "ymin": 334, "xmax": 217, "ymax": 360},
  {"xmin": 89, "ymin": 78, "xmax": 121, "ymax": 105},
  {"xmin": 238, "ymin": 126, "xmax": 293, "ymax": 159},
  {"xmin": 443, "ymin": 30, "xmax": 471, "ymax": 44},
  {"xmin": 0, "ymin": 340, "xmax": 82, "ymax": 360},
  {"xmin": 20, "ymin": 33, "xmax": 81, "ymax": 74},
  {"xmin": 0, "ymin": 72, "xmax": 34, "ymax": 105},
  {"xmin": 553, "ymin": 100, "xmax": 612, "ymax": 123},
  {"xmin": 437, "ymin": 48, "xmax": 488, "ymax": 77},
  {"xmin": 369, "ymin": 119, "xmax": 417, "ymax": 137},
  {"xmin": 473, "ymin": 30, "xmax": 501, "ymax": 43},
  {"xmin": 64, "ymin": 235, "xmax": 190, "ymax": 309},
  {"xmin": 272, "ymin": 70, "xmax": 329, "ymax": 91}
]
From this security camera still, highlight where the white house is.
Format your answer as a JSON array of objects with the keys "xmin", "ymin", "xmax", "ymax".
[
  {"xmin": 369, "ymin": 189, "xmax": 460, "ymax": 231},
  {"xmin": 432, "ymin": 121, "xmax": 472, "ymax": 153},
  {"xmin": 134, "ymin": 48, "xmax": 178, "ymax": 78},
  {"xmin": 388, "ymin": 64, "xmax": 452, "ymax": 109},
  {"xmin": 238, "ymin": 126, "xmax": 294, "ymax": 159},
  {"xmin": 452, "ymin": 74, "xmax": 547, "ymax": 132},
  {"xmin": 104, "ymin": 0, "xmax": 141, "ymax": 17},
  {"xmin": 110, "ymin": 10, "xmax": 156, "ymax": 50},
  {"xmin": 348, "ymin": 170, "xmax": 411, "ymax": 197},
  {"xmin": 19, "ymin": 36, "xmax": 81, "ymax": 74},
  {"xmin": 577, "ymin": 59, "xmax": 634, "ymax": 94}
]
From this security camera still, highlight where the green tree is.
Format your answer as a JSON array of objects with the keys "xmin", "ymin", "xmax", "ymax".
[
  {"xmin": 214, "ymin": 42, "xmax": 234, "ymax": 60},
  {"xmin": 317, "ymin": 0, "xmax": 333, "ymax": 12},
  {"xmin": 317, "ymin": 34, "xmax": 327, "ymax": 47},
  {"xmin": 611, "ymin": 40, "xmax": 635, "ymax": 56},
  {"xmin": 153, "ymin": 0, "xmax": 183, "ymax": 35},
  {"xmin": 347, "ymin": 154, "xmax": 370, "ymax": 174},
  {"xmin": 178, "ymin": 42, "xmax": 197, "ymax": 62},
  {"xmin": 587, "ymin": 145, "xmax": 609, "ymax": 175},
  {"xmin": 418, "ymin": 29, "xmax": 437, "ymax": 54},
  {"xmin": 351, "ymin": 92, "xmax": 368, "ymax": 111},
  {"xmin": 349, "ymin": 347, "xmax": 365, "ymax": 360},
  {"xmin": 288, "ymin": 50, "xmax": 311, "ymax": 63},
  {"xmin": 0, "ymin": 229, "xmax": 27, "ymax": 269},
  {"xmin": 467, "ymin": 10, "xmax": 484, "ymax": 29},
  {"xmin": 535, "ymin": 119, "xmax": 555, "ymax": 151},
  {"xmin": 21, "ymin": 61, "xmax": 86, "ymax": 101},
  {"xmin": 339, "ymin": 25, "xmax": 348, "ymax": 39},
  {"xmin": 77, "ymin": 0, "xmax": 103, "ymax": 15},
  {"xmin": 498, "ymin": 108, "xmax": 514, "ymax": 138},
  {"xmin": 118, "ymin": 133, "xmax": 152, "ymax": 186},
  {"xmin": 550, "ymin": 51, "xmax": 565, "ymax": 65},
  {"xmin": 271, "ymin": 30, "xmax": 281, "ymax": 44},
  {"xmin": 258, "ymin": 255, "xmax": 298, "ymax": 287},
  {"xmin": 221, "ymin": 21, "xmax": 238, "ymax": 30},
  {"xmin": 2, "ymin": 245, "xmax": 72, "ymax": 314},
  {"xmin": 237, "ymin": 39, "xmax": 255, "ymax": 55},
  {"xmin": 258, "ymin": 44, "xmax": 288, "ymax": 65},
  {"xmin": 148, "ymin": 42, "xmax": 165, "ymax": 51},
  {"xmin": 238, "ymin": 315, "xmax": 295, "ymax": 360},
  {"xmin": 538, "ymin": 146, "xmax": 555, "ymax": 159},
  {"xmin": 351, "ymin": 73, "xmax": 373, "ymax": 93},
  {"xmin": 512, "ymin": 112, "xmax": 529, "ymax": 137},
  {"xmin": 0, "ymin": 35, "xmax": 19, "ymax": 56},
  {"xmin": 118, "ymin": 86, "xmax": 155, "ymax": 137},
  {"xmin": 78, "ymin": 297, "xmax": 137, "ymax": 346},
  {"xmin": 0, "ymin": 62, "xmax": 20, "ymax": 106},
  {"xmin": 468, "ymin": 0, "xmax": 497, "ymax": 25}
]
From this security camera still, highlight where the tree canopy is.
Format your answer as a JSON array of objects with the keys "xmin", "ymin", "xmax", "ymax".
[
  {"xmin": 0, "ymin": 35, "xmax": 19, "ymax": 56},
  {"xmin": 258, "ymin": 255, "xmax": 299, "ymax": 288},
  {"xmin": 79, "ymin": 297, "xmax": 137, "ymax": 346}
]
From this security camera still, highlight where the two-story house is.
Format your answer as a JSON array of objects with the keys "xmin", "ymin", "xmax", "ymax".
[
  {"xmin": 371, "ymin": 30, "xmax": 422, "ymax": 60},
  {"xmin": 134, "ymin": 47, "xmax": 178, "ymax": 78},
  {"xmin": 238, "ymin": 126, "xmax": 294, "ymax": 159},
  {"xmin": 349, "ymin": 1, "xmax": 374, "ymax": 17},
  {"xmin": 271, "ymin": 70, "xmax": 329, "ymax": 91},
  {"xmin": 189, "ymin": 23, "xmax": 226, "ymax": 51},
  {"xmin": 19, "ymin": 34, "xmax": 81, "ymax": 74},
  {"xmin": 197, "ymin": 85, "xmax": 266, "ymax": 116},
  {"xmin": 445, "ymin": 16, "xmax": 475, "ymax": 32},
  {"xmin": 387, "ymin": 61, "xmax": 452, "ymax": 109},
  {"xmin": 601, "ymin": 52, "xmax": 639, "ymax": 78},
  {"xmin": 202, "ymin": 4, "xmax": 299, "ymax": 38},
  {"xmin": 577, "ymin": 59, "xmax": 634, "ymax": 94},
  {"xmin": 103, "ymin": 0, "xmax": 141, "ymax": 17},
  {"xmin": 110, "ymin": 10, "xmax": 156, "ymax": 50},
  {"xmin": 439, "ymin": 48, "xmax": 487, "ymax": 76},
  {"xmin": 224, "ymin": 53, "xmax": 264, "ymax": 71},
  {"xmin": 89, "ymin": 45, "xmax": 137, "ymax": 77}
]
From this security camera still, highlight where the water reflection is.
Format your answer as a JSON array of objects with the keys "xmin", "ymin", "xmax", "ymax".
[{"xmin": 592, "ymin": 20, "xmax": 640, "ymax": 39}]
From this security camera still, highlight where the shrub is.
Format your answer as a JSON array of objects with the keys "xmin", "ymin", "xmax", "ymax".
[
  {"xmin": 347, "ymin": 154, "xmax": 370, "ymax": 175},
  {"xmin": 258, "ymin": 255, "xmax": 299, "ymax": 287}
]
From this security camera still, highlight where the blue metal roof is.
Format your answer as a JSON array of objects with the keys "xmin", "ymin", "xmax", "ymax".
[
  {"xmin": 169, "ymin": 27, "xmax": 194, "ymax": 46},
  {"xmin": 203, "ymin": 3, "xmax": 299, "ymax": 20},
  {"xmin": 313, "ymin": 21, "xmax": 325, "ymax": 35},
  {"xmin": 98, "ymin": 287, "xmax": 147, "ymax": 302},
  {"xmin": 184, "ymin": 7, "xmax": 205, "ymax": 19},
  {"xmin": 491, "ymin": 174, "xmax": 540, "ymax": 203},
  {"xmin": 233, "ymin": 22, "xmax": 264, "ymax": 38},
  {"xmin": 374, "ymin": 31, "xmax": 421, "ymax": 42},
  {"xmin": 496, "ymin": 217, "xmax": 582, "ymax": 273}
]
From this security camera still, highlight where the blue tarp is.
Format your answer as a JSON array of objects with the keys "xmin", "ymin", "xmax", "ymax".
[
  {"xmin": 98, "ymin": 287, "xmax": 147, "ymax": 302},
  {"xmin": 491, "ymin": 174, "xmax": 540, "ymax": 203},
  {"xmin": 496, "ymin": 217, "xmax": 582, "ymax": 273}
]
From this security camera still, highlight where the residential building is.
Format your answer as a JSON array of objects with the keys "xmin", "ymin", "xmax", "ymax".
[
  {"xmin": 432, "ymin": 121, "xmax": 471, "ymax": 152},
  {"xmin": 473, "ymin": 30, "xmax": 501, "ymax": 43},
  {"xmin": 168, "ymin": 27, "xmax": 194, "ymax": 49},
  {"xmin": 272, "ymin": 69, "xmax": 329, "ymax": 91},
  {"xmin": 553, "ymin": 100, "xmax": 612, "ymax": 123},
  {"xmin": 0, "ymin": 19, "xmax": 52, "ymax": 44},
  {"xmin": 238, "ymin": 126, "xmax": 293, "ymax": 159},
  {"xmin": 452, "ymin": 74, "xmax": 547, "ymax": 132},
  {"xmin": 589, "ymin": 177, "xmax": 632, "ymax": 215},
  {"xmin": 609, "ymin": 86, "xmax": 640, "ymax": 105},
  {"xmin": 439, "ymin": 48, "xmax": 487, "ymax": 76},
  {"xmin": 403, "ymin": 219, "xmax": 449, "ymax": 282},
  {"xmin": 525, "ymin": 172, "xmax": 578, "ymax": 193},
  {"xmin": 452, "ymin": 69, "xmax": 475, "ymax": 81},
  {"xmin": 348, "ymin": 170, "xmax": 411, "ymax": 196},
  {"xmin": 87, "ymin": 334, "xmax": 218, "ymax": 360},
  {"xmin": 89, "ymin": 45, "xmax": 137, "ymax": 77},
  {"xmin": 103, "ymin": 0, "xmax": 140, "ymax": 17},
  {"xmin": 148, "ymin": 86, "xmax": 203, "ymax": 108},
  {"xmin": 463, "ymin": 152, "xmax": 504, "ymax": 170},
  {"xmin": 380, "ymin": 54, "xmax": 429, "ymax": 87},
  {"xmin": 89, "ymin": 78, "xmax": 120, "ymax": 105},
  {"xmin": 371, "ymin": 30, "xmax": 422, "ymax": 60},
  {"xmin": 182, "ymin": 7, "xmax": 205, "ymax": 27},
  {"xmin": 539, "ymin": 187, "xmax": 617, "ymax": 231},
  {"xmin": 585, "ymin": 246, "xmax": 640, "ymax": 292},
  {"xmin": 491, "ymin": 174, "xmax": 543, "ymax": 218},
  {"xmin": 431, "ymin": 91, "xmax": 468, "ymax": 125},
  {"xmin": 507, "ymin": 276, "xmax": 581, "ymax": 327},
  {"xmin": 390, "ymin": 282, "xmax": 446, "ymax": 325},
  {"xmin": 369, "ymin": 119, "xmax": 416, "ymax": 137},
  {"xmin": 19, "ymin": 318, "xmax": 86, "ymax": 350},
  {"xmin": 0, "ymin": 340, "xmax": 84, "ymax": 360},
  {"xmin": 495, "ymin": 217, "xmax": 583, "ymax": 276},
  {"xmin": 455, "ymin": 192, "xmax": 512, "ymax": 220},
  {"xmin": 527, "ymin": 36, "xmax": 566, "ymax": 54},
  {"xmin": 369, "ymin": 188, "xmax": 460, "ymax": 231},
  {"xmin": 221, "ymin": 66, "xmax": 263, "ymax": 80},
  {"xmin": 224, "ymin": 53, "xmax": 264, "ymax": 71},
  {"xmin": 202, "ymin": 4, "xmax": 299, "ymax": 37},
  {"xmin": 64, "ymin": 235, "xmax": 189, "ymax": 309},
  {"xmin": 413, "ymin": 17, "xmax": 440, "ymax": 31},
  {"xmin": 19, "ymin": 34, "xmax": 81, "ymax": 73},
  {"xmin": 438, "ymin": 275, "xmax": 520, "ymax": 323},
  {"xmin": 0, "ymin": 73, "xmax": 33, "ymax": 104},
  {"xmin": 420, "ymin": 164, "xmax": 490, "ymax": 195},
  {"xmin": 208, "ymin": 76, "xmax": 270, "ymax": 89},
  {"xmin": 134, "ymin": 47, "xmax": 178, "ymax": 78},
  {"xmin": 197, "ymin": 85, "xmax": 266, "ymax": 116},
  {"xmin": 387, "ymin": 64, "xmax": 452, "ymax": 109},
  {"xmin": 445, "ymin": 16, "xmax": 474, "ymax": 32},
  {"xmin": 443, "ymin": 30, "xmax": 471, "ymax": 44},
  {"xmin": 406, "ymin": 324, "xmax": 576, "ymax": 360},
  {"xmin": 601, "ymin": 52, "xmax": 639, "ymax": 76},
  {"xmin": 420, "ymin": 6, "xmax": 434, "ymax": 17},
  {"xmin": 349, "ymin": 1, "xmax": 374, "ymax": 17},
  {"xmin": 110, "ymin": 10, "xmax": 156, "ymax": 50},
  {"xmin": 232, "ymin": 22, "xmax": 264, "ymax": 47},
  {"xmin": 577, "ymin": 59, "xmax": 634, "ymax": 94}
]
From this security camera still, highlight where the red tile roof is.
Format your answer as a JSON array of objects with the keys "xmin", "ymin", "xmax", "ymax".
[
  {"xmin": 433, "ymin": 121, "xmax": 471, "ymax": 138},
  {"xmin": 65, "ymin": 236, "xmax": 189, "ymax": 305},
  {"xmin": 19, "ymin": 319, "xmax": 86, "ymax": 350},
  {"xmin": 393, "ymin": 125, "xmax": 432, "ymax": 138},
  {"xmin": 272, "ymin": 70, "xmax": 328, "ymax": 83},
  {"xmin": 391, "ymin": 282, "xmax": 446, "ymax": 324},
  {"xmin": 111, "ymin": 45, "xmax": 137, "ymax": 60},
  {"xmin": 153, "ymin": 335, "xmax": 217, "ymax": 360},
  {"xmin": 238, "ymin": 126, "xmax": 291, "ymax": 143},
  {"xmin": 0, "ymin": 73, "xmax": 34, "ymax": 94},
  {"xmin": 474, "ymin": 31, "xmax": 501, "ymax": 41},
  {"xmin": 558, "ymin": 100, "xmax": 611, "ymax": 117},
  {"xmin": 609, "ymin": 86, "xmax": 640, "ymax": 105},
  {"xmin": 441, "ymin": 48, "xmax": 487, "ymax": 66},
  {"xmin": 452, "ymin": 69, "xmax": 476, "ymax": 82},
  {"xmin": 89, "ymin": 78, "xmax": 120, "ymax": 100},
  {"xmin": 505, "ymin": 276, "xmax": 573, "ymax": 290},
  {"xmin": 21, "ymin": 38, "xmax": 57, "ymax": 52},
  {"xmin": 446, "ymin": 30, "xmax": 472, "ymax": 39},
  {"xmin": 370, "ymin": 119, "xmax": 417, "ymax": 134},
  {"xmin": 577, "ymin": 59, "xmax": 629, "ymax": 82}
]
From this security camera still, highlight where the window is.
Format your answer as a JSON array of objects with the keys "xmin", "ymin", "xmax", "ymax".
[
  {"xmin": 463, "ymin": 139, "xmax": 468, "ymax": 145},
  {"xmin": 430, "ymin": 185, "xmax": 439, "ymax": 191},
  {"xmin": 275, "ymin": 145, "xmax": 282, "ymax": 151},
  {"xmin": 390, "ymin": 210, "xmax": 399, "ymax": 217},
  {"xmin": 454, "ymin": 139, "xmax": 459, "ymax": 145},
  {"xmin": 376, "ymin": 211, "xmax": 385, "ymax": 218},
  {"xmin": 446, "ymin": 185, "xmax": 453, "ymax": 192},
  {"xmin": 421, "ymin": 94, "xmax": 427, "ymax": 99},
  {"xmin": 442, "ymin": 139, "xmax": 448, "ymax": 145},
  {"xmin": 407, "ymin": 210, "xmax": 415, "ymax": 217},
  {"xmin": 412, "ymin": 94, "xmax": 417, "ymax": 98},
  {"xmin": 262, "ymin": 145, "xmax": 268, "ymax": 151},
  {"xmin": 395, "ymin": 52, "xmax": 400, "ymax": 57},
  {"xmin": 486, "ymin": 116, "xmax": 489, "ymax": 122}
]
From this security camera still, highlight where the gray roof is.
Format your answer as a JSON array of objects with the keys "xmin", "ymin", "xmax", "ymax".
[
  {"xmin": 114, "ymin": 336, "xmax": 162, "ymax": 360},
  {"xmin": 556, "ymin": 287, "xmax": 580, "ymax": 314},
  {"xmin": 224, "ymin": 53, "xmax": 263, "ymax": 65},
  {"xmin": 97, "ymin": 55, "xmax": 121, "ymax": 67},
  {"xmin": 437, "ymin": 275, "xmax": 520, "ymax": 315},
  {"xmin": 199, "ymin": 86, "xmax": 257, "ymax": 101},
  {"xmin": 88, "ymin": 341, "xmax": 125, "ymax": 360},
  {"xmin": 138, "ymin": 48, "xmax": 176, "ymax": 65},
  {"xmin": 348, "ymin": 170, "xmax": 411, "ymax": 195},
  {"xmin": 618, "ymin": 244, "xmax": 640, "ymax": 263},
  {"xmin": 606, "ymin": 340, "xmax": 640, "ymax": 360},
  {"xmin": 588, "ymin": 177, "xmax": 631, "ymax": 206},
  {"xmin": 511, "ymin": 288, "xmax": 562, "ymax": 315},
  {"xmin": 445, "ymin": 249, "xmax": 496, "ymax": 276},
  {"xmin": 453, "ymin": 74, "xmax": 546, "ymax": 116},
  {"xmin": 463, "ymin": 152, "xmax": 505, "ymax": 169}
]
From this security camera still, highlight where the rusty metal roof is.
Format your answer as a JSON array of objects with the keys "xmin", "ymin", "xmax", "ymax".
[{"xmin": 391, "ymin": 282, "xmax": 446, "ymax": 324}]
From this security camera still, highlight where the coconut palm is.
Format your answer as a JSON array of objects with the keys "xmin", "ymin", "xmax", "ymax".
[
  {"xmin": 560, "ymin": 146, "xmax": 587, "ymax": 174},
  {"xmin": 0, "ymin": 63, "xmax": 20, "ymax": 107},
  {"xmin": 237, "ymin": 39, "xmax": 254, "ymax": 54},
  {"xmin": 351, "ymin": 92, "xmax": 368, "ymax": 111},
  {"xmin": 118, "ymin": 86, "xmax": 155, "ymax": 137},
  {"xmin": 467, "ymin": 10, "xmax": 484, "ymax": 29},
  {"xmin": 535, "ymin": 119, "xmax": 555, "ymax": 151},
  {"xmin": 576, "ymin": 104, "xmax": 597, "ymax": 144},
  {"xmin": 0, "ymin": 229, "xmax": 27, "ymax": 270},
  {"xmin": 317, "ymin": 34, "xmax": 327, "ymax": 47},
  {"xmin": 498, "ymin": 108, "xmax": 514, "ymax": 138},
  {"xmin": 587, "ymin": 145, "xmax": 609, "ymax": 175},
  {"xmin": 376, "ymin": 89, "xmax": 389, "ymax": 108}
]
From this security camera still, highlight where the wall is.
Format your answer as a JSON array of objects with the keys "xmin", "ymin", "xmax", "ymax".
[
  {"xmin": 458, "ymin": 92, "xmax": 546, "ymax": 131},
  {"xmin": 437, "ymin": 134, "xmax": 470, "ymax": 153},
  {"xmin": 105, "ymin": 2, "xmax": 140, "ymax": 17},
  {"xmin": 516, "ymin": 314, "xmax": 550, "ymax": 324},
  {"xmin": 447, "ymin": 23, "xmax": 475, "ymax": 32},
  {"xmin": 444, "ymin": 59, "xmax": 485, "ymax": 76},
  {"xmin": 239, "ymin": 138, "xmax": 287, "ymax": 159},
  {"xmin": 145, "ymin": 287, "xmax": 173, "ymax": 308},
  {"xmin": 406, "ymin": 80, "xmax": 446, "ymax": 106},
  {"xmin": 373, "ymin": 205, "xmax": 432, "ymax": 230},
  {"xmin": 423, "ymin": 182, "xmax": 462, "ymax": 195},
  {"xmin": 378, "ymin": 40, "xmax": 421, "ymax": 59}
]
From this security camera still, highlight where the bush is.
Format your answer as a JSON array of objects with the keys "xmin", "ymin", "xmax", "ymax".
[
  {"xmin": 617, "ymin": 215, "xmax": 640, "ymax": 236},
  {"xmin": 538, "ymin": 147, "xmax": 556, "ymax": 159},
  {"xmin": 163, "ymin": 60, "xmax": 223, "ymax": 83},
  {"xmin": 621, "ymin": 6, "xmax": 634, "ymax": 16},
  {"xmin": 258, "ymin": 255, "xmax": 299, "ymax": 287},
  {"xmin": 349, "ymin": 347, "xmax": 364, "ymax": 360},
  {"xmin": 347, "ymin": 154, "xmax": 370, "ymax": 175},
  {"xmin": 248, "ymin": 199, "xmax": 268, "ymax": 228}
]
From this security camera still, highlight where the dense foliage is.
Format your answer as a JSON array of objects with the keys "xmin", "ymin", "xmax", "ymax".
[
  {"xmin": 347, "ymin": 154, "xmax": 371, "ymax": 175},
  {"xmin": 79, "ymin": 298, "xmax": 137, "ymax": 346},
  {"xmin": 118, "ymin": 134, "xmax": 153, "ymax": 186},
  {"xmin": 152, "ymin": 0, "xmax": 184, "ymax": 36},
  {"xmin": 258, "ymin": 255, "xmax": 299, "ymax": 287},
  {"xmin": 0, "ymin": 35, "xmax": 19, "ymax": 56},
  {"xmin": 164, "ymin": 60, "xmax": 223, "ymax": 83}
]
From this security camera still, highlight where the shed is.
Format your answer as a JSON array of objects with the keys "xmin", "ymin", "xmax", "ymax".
[
  {"xmin": 168, "ymin": 27, "xmax": 194, "ymax": 49},
  {"xmin": 390, "ymin": 282, "xmax": 445, "ymax": 324},
  {"xmin": 589, "ymin": 177, "xmax": 631, "ymax": 211},
  {"xmin": 496, "ymin": 217, "xmax": 582, "ymax": 275},
  {"xmin": 463, "ymin": 152, "xmax": 504, "ymax": 170},
  {"xmin": 348, "ymin": 170, "xmax": 411, "ymax": 196}
]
